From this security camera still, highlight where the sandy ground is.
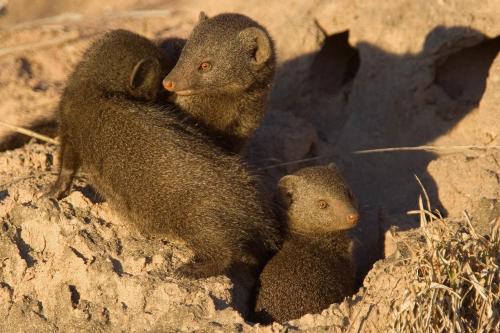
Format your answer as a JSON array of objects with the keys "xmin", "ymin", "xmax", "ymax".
[{"xmin": 0, "ymin": 0, "xmax": 499, "ymax": 332}]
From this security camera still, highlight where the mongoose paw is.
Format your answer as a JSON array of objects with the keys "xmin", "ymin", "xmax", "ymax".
[
  {"xmin": 252, "ymin": 310, "xmax": 275, "ymax": 325},
  {"xmin": 45, "ymin": 185, "xmax": 70, "ymax": 200},
  {"xmin": 176, "ymin": 261, "xmax": 225, "ymax": 279}
]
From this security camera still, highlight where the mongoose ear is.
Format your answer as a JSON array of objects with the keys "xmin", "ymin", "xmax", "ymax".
[
  {"xmin": 238, "ymin": 27, "xmax": 272, "ymax": 68},
  {"xmin": 278, "ymin": 175, "xmax": 299, "ymax": 196},
  {"xmin": 278, "ymin": 175, "xmax": 298, "ymax": 208},
  {"xmin": 129, "ymin": 58, "xmax": 161, "ymax": 97},
  {"xmin": 327, "ymin": 162, "xmax": 339, "ymax": 171},
  {"xmin": 198, "ymin": 11, "xmax": 209, "ymax": 22}
]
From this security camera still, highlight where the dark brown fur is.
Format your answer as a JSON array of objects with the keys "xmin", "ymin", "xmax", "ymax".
[
  {"xmin": 51, "ymin": 29, "xmax": 281, "ymax": 279},
  {"xmin": 162, "ymin": 13, "xmax": 276, "ymax": 153},
  {"xmin": 254, "ymin": 165, "xmax": 359, "ymax": 323}
]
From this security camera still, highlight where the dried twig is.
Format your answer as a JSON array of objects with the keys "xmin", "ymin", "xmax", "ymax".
[
  {"xmin": 1, "ymin": 118, "xmax": 498, "ymax": 173},
  {"xmin": 3, "ymin": 13, "xmax": 84, "ymax": 32},
  {"xmin": 414, "ymin": 174, "xmax": 432, "ymax": 212},
  {"xmin": 104, "ymin": 9, "xmax": 174, "ymax": 19},
  {"xmin": 0, "ymin": 121, "xmax": 59, "ymax": 145},
  {"xmin": 3, "ymin": 9, "xmax": 175, "ymax": 33},
  {"xmin": 0, "ymin": 9, "xmax": 178, "ymax": 58},
  {"xmin": 0, "ymin": 30, "xmax": 81, "ymax": 58},
  {"xmin": 256, "ymin": 145, "xmax": 499, "ymax": 170},
  {"xmin": 353, "ymin": 145, "xmax": 499, "ymax": 154},
  {"xmin": 256, "ymin": 156, "xmax": 327, "ymax": 170}
]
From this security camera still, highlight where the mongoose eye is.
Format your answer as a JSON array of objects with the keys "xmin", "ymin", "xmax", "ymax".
[
  {"xmin": 199, "ymin": 61, "xmax": 212, "ymax": 72},
  {"xmin": 318, "ymin": 200, "xmax": 328, "ymax": 209}
]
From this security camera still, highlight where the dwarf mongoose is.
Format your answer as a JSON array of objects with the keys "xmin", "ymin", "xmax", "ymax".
[
  {"xmin": 51, "ymin": 29, "xmax": 281, "ymax": 279},
  {"xmin": 162, "ymin": 12, "xmax": 276, "ymax": 152},
  {"xmin": 253, "ymin": 164, "xmax": 359, "ymax": 323}
]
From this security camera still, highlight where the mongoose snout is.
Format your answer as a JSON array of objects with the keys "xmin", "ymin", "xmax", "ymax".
[
  {"xmin": 347, "ymin": 212, "xmax": 360, "ymax": 225},
  {"xmin": 163, "ymin": 79, "xmax": 175, "ymax": 91},
  {"xmin": 162, "ymin": 78, "xmax": 194, "ymax": 96},
  {"xmin": 321, "ymin": 197, "xmax": 359, "ymax": 231}
]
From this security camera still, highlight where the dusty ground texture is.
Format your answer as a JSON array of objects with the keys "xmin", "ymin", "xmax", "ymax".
[{"xmin": 0, "ymin": 0, "xmax": 499, "ymax": 332}]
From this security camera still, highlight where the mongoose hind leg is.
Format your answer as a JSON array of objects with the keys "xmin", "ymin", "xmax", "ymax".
[
  {"xmin": 49, "ymin": 140, "xmax": 80, "ymax": 199},
  {"xmin": 176, "ymin": 257, "xmax": 229, "ymax": 279},
  {"xmin": 176, "ymin": 230, "xmax": 233, "ymax": 279}
]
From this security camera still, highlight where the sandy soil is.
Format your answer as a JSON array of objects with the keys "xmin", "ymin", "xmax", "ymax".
[{"xmin": 0, "ymin": 0, "xmax": 499, "ymax": 332}]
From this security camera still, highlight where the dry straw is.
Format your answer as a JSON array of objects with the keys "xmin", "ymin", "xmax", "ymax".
[
  {"xmin": 256, "ymin": 146, "xmax": 499, "ymax": 170},
  {"xmin": 0, "ymin": 122, "xmax": 498, "ymax": 160},
  {"xmin": 392, "ymin": 182, "xmax": 500, "ymax": 333},
  {"xmin": 0, "ymin": 9, "xmax": 176, "ymax": 58},
  {"xmin": 0, "ymin": 121, "xmax": 59, "ymax": 145}
]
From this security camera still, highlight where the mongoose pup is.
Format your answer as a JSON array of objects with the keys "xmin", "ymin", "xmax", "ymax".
[
  {"xmin": 51, "ymin": 29, "xmax": 281, "ymax": 279},
  {"xmin": 253, "ymin": 165, "xmax": 359, "ymax": 323},
  {"xmin": 162, "ymin": 12, "xmax": 276, "ymax": 153}
]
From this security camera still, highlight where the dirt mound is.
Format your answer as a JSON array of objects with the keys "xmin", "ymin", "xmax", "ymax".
[
  {"xmin": 1, "ymin": 141, "xmax": 498, "ymax": 332},
  {"xmin": 0, "ymin": 143, "xmax": 246, "ymax": 332}
]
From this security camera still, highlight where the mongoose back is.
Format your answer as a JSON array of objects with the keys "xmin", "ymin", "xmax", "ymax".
[
  {"xmin": 51, "ymin": 29, "xmax": 281, "ymax": 279},
  {"xmin": 162, "ymin": 13, "xmax": 276, "ymax": 153},
  {"xmin": 253, "ymin": 164, "xmax": 359, "ymax": 323}
]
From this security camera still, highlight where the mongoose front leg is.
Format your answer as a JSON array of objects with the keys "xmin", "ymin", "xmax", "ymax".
[{"xmin": 49, "ymin": 140, "xmax": 80, "ymax": 199}]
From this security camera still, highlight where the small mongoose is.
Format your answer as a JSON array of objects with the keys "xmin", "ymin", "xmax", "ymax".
[
  {"xmin": 162, "ymin": 12, "xmax": 276, "ymax": 153},
  {"xmin": 253, "ymin": 164, "xmax": 359, "ymax": 323},
  {"xmin": 51, "ymin": 29, "xmax": 281, "ymax": 279}
]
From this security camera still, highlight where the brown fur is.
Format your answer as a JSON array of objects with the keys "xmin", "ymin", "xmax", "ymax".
[
  {"xmin": 162, "ymin": 13, "xmax": 276, "ymax": 153},
  {"xmin": 254, "ymin": 165, "xmax": 359, "ymax": 323},
  {"xmin": 51, "ymin": 29, "xmax": 281, "ymax": 279}
]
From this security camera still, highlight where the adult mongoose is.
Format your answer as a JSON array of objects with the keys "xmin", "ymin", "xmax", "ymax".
[
  {"xmin": 162, "ymin": 12, "xmax": 276, "ymax": 153},
  {"xmin": 253, "ymin": 164, "xmax": 359, "ymax": 323},
  {"xmin": 50, "ymin": 29, "xmax": 281, "ymax": 279}
]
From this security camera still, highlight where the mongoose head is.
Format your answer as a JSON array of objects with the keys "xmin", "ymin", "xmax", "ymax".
[
  {"xmin": 79, "ymin": 29, "xmax": 172, "ymax": 101},
  {"xmin": 278, "ymin": 164, "xmax": 359, "ymax": 236},
  {"xmin": 162, "ymin": 12, "xmax": 276, "ymax": 96}
]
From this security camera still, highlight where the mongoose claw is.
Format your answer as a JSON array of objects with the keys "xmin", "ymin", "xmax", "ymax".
[{"xmin": 45, "ymin": 185, "xmax": 70, "ymax": 200}]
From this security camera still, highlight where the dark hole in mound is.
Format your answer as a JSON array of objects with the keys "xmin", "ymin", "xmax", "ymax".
[
  {"xmin": 68, "ymin": 285, "xmax": 80, "ymax": 308},
  {"xmin": 110, "ymin": 257, "xmax": 124, "ymax": 277},
  {"xmin": 0, "ymin": 5, "xmax": 6, "ymax": 17},
  {"xmin": 435, "ymin": 35, "xmax": 500, "ymax": 119},
  {"xmin": 310, "ymin": 30, "xmax": 360, "ymax": 95},
  {"xmin": 69, "ymin": 246, "xmax": 88, "ymax": 264},
  {"xmin": 17, "ymin": 57, "xmax": 33, "ymax": 79},
  {"xmin": 14, "ymin": 229, "xmax": 36, "ymax": 267},
  {"xmin": 0, "ymin": 190, "xmax": 8, "ymax": 201},
  {"xmin": 209, "ymin": 294, "xmax": 230, "ymax": 311}
]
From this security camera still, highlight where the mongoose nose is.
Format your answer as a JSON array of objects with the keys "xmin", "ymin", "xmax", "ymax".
[
  {"xmin": 163, "ymin": 80, "xmax": 175, "ymax": 91},
  {"xmin": 347, "ymin": 213, "xmax": 359, "ymax": 225}
]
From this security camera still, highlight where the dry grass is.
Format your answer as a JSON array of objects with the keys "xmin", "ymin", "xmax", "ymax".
[
  {"xmin": 0, "ymin": 30, "xmax": 82, "ymax": 58},
  {"xmin": 0, "ymin": 121, "xmax": 59, "ymax": 145},
  {"xmin": 353, "ymin": 145, "xmax": 500, "ymax": 154},
  {"xmin": 391, "ymin": 190, "xmax": 499, "ymax": 332}
]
